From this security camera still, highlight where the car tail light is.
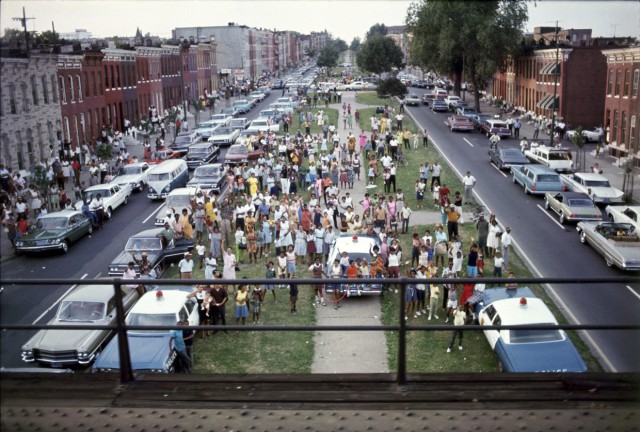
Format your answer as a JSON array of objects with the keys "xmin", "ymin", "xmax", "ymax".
[
  {"xmin": 562, "ymin": 184, "xmax": 567, "ymax": 191},
  {"xmin": 532, "ymin": 182, "xmax": 536, "ymax": 191},
  {"xmin": 570, "ymin": 214, "xmax": 577, "ymax": 218}
]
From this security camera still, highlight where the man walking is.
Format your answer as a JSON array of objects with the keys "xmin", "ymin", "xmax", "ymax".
[
  {"xmin": 170, "ymin": 321, "xmax": 193, "ymax": 373},
  {"xmin": 462, "ymin": 171, "xmax": 476, "ymax": 203}
]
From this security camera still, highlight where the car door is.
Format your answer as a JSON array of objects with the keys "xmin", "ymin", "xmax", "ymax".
[{"xmin": 483, "ymin": 306, "xmax": 502, "ymax": 349}]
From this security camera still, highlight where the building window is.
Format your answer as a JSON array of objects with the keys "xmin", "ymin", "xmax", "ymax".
[
  {"xmin": 59, "ymin": 76, "xmax": 66, "ymax": 103},
  {"xmin": 31, "ymin": 76, "xmax": 39, "ymax": 106},
  {"xmin": 91, "ymin": 71, "xmax": 97, "ymax": 96},
  {"xmin": 15, "ymin": 131, "xmax": 24, "ymax": 170},
  {"xmin": 621, "ymin": 112, "xmax": 627, "ymax": 145},
  {"xmin": 630, "ymin": 116, "xmax": 636, "ymax": 152},
  {"xmin": 26, "ymin": 128, "xmax": 35, "ymax": 166},
  {"xmin": 21, "ymin": 83, "xmax": 30, "ymax": 112},
  {"xmin": 608, "ymin": 70, "xmax": 614, "ymax": 95},
  {"xmin": 613, "ymin": 111, "xmax": 619, "ymax": 143},
  {"xmin": 63, "ymin": 116, "xmax": 71, "ymax": 143},
  {"xmin": 1, "ymin": 134, "xmax": 11, "ymax": 168},
  {"xmin": 633, "ymin": 69, "xmax": 639, "ymax": 97},
  {"xmin": 47, "ymin": 121, "xmax": 54, "ymax": 144},
  {"xmin": 51, "ymin": 75, "xmax": 58, "ymax": 103},
  {"xmin": 98, "ymin": 71, "xmax": 103, "ymax": 95},
  {"xmin": 41, "ymin": 76, "xmax": 49, "ymax": 104},
  {"xmin": 36, "ymin": 123, "xmax": 44, "ymax": 160},
  {"xmin": 624, "ymin": 70, "xmax": 630, "ymax": 97},
  {"xmin": 77, "ymin": 75, "xmax": 83, "ymax": 101},
  {"xmin": 8, "ymin": 84, "xmax": 17, "ymax": 114},
  {"xmin": 84, "ymin": 72, "xmax": 90, "ymax": 97},
  {"xmin": 68, "ymin": 76, "xmax": 75, "ymax": 101},
  {"xmin": 615, "ymin": 70, "xmax": 622, "ymax": 96}
]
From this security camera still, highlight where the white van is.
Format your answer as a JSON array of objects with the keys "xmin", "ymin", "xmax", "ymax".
[{"xmin": 146, "ymin": 159, "xmax": 189, "ymax": 200}]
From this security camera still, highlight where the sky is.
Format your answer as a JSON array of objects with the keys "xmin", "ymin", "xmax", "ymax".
[{"xmin": 0, "ymin": 0, "xmax": 638, "ymax": 43}]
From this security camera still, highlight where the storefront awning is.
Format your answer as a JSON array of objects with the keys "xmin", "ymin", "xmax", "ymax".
[
  {"xmin": 536, "ymin": 94, "xmax": 559, "ymax": 110},
  {"xmin": 539, "ymin": 62, "xmax": 560, "ymax": 76}
]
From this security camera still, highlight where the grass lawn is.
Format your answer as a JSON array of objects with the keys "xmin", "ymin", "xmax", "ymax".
[
  {"xmin": 355, "ymin": 93, "xmax": 392, "ymax": 107},
  {"xmin": 292, "ymin": 107, "xmax": 340, "ymax": 136}
]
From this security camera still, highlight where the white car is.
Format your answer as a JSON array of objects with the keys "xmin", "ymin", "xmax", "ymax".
[
  {"xmin": 560, "ymin": 172, "xmax": 624, "ymax": 204},
  {"xmin": 155, "ymin": 187, "xmax": 195, "ymax": 226},
  {"xmin": 75, "ymin": 182, "xmax": 132, "ymax": 219},
  {"xmin": 566, "ymin": 127, "xmax": 603, "ymax": 143},
  {"xmin": 112, "ymin": 162, "xmax": 151, "ymax": 192},
  {"xmin": 246, "ymin": 118, "xmax": 281, "ymax": 134},
  {"xmin": 325, "ymin": 234, "xmax": 383, "ymax": 296},
  {"xmin": 248, "ymin": 91, "xmax": 266, "ymax": 102},
  {"xmin": 605, "ymin": 205, "xmax": 640, "ymax": 229}
]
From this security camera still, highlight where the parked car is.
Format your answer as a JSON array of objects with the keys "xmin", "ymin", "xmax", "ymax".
[
  {"xmin": 21, "ymin": 284, "xmax": 140, "ymax": 367},
  {"xmin": 560, "ymin": 172, "xmax": 624, "ymax": 204},
  {"xmin": 456, "ymin": 107, "xmax": 478, "ymax": 118},
  {"xmin": 207, "ymin": 126, "xmax": 241, "ymax": 147},
  {"xmin": 170, "ymin": 131, "xmax": 202, "ymax": 155},
  {"xmin": 246, "ymin": 118, "xmax": 281, "ymax": 134},
  {"xmin": 224, "ymin": 143, "xmax": 264, "ymax": 165},
  {"xmin": 144, "ymin": 148, "xmax": 182, "ymax": 165},
  {"xmin": 228, "ymin": 118, "xmax": 249, "ymax": 131},
  {"xmin": 444, "ymin": 95, "xmax": 462, "ymax": 110},
  {"xmin": 605, "ymin": 205, "xmax": 640, "ymax": 230},
  {"xmin": 108, "ymin": 227, "xmax": 194, "ymax": 276},
  {"xmin": 524, "ymin": 145, "xmax": 573, "ymax": 173},
  {"xmin": 154, "ymin": 188, "xmax": 196, "ymax": 226},
  {"xmin": 405, "ymin": 94, "xmax": 421, "ymax": 106},
  {"xmin": 93, "ymin": 288, "xmax": 199, "ymax": 373},
  {"xmin": 431, "ymin": 100, "xmax": 449, "ymax": 112},
  {"xmin": 470, "ymin": 113, "xmax": 493, "ymax": 130},
  {"xmin": 566, "ymin": 127, "xmax": 603, "ymax": 143},
  {"xmin": 220, "ymin": 107, "xmax": 239, "ymax": 118},
  {"xmin": 324, "ymin": 234, "xmax": 383, "ymax": 296},
  {"xmin": 187, "ymin": 163, "xmax": 227, "ymax": 194},
  {"xmin": 248, "ymin": 91, "xmax": 266, "ymax": 103},
  {"xmin": 74, "ymin": 183, "xmax": 132, "ymax": 220},
  {"xmin": 15, "ymin": 210, "xmax": 93, "ymax": 254},
  {"xmin": 447, "ymin": 115, "xmax": 474, "ymax": 132},
  {"xmin": 232, "ymin": 99, "xmax": 253, "ymax": 114},
  {"xmin": 480, "ymin": 119, "xmax": 511, "ymax": 138},
  {"xmin": 413, "ymin": 80, "xmax": 430, "ymax": 88},
  {"xmin": 511, "ymin": 164, "xmax": 565, "ymax": 195},
  {"xmin": 375, "ymin": 106, "xmax": 386, "ymax": 114},
  {"xmin": 112, "ymin": 162, "xmax": 151, "ymax": 192},
  {"xmin": 209, "ymin": 113, "xmax": 233, "ymax": 126},
  {"xmin": 257, "ymin": 86, "xmax": 271, "ymax": 96},
  {"xmin": 488, "ymin": 146, "xmax": 529, "ymax": 170},
  {"xmin": 543, "ymin": 191, "xmax": 603, "ymax": 224},
  {"xmin": 577, "ymin": 221, "xmax": 640, "ymax": 271},
  {"xmin": 185, "ymin": 142, "xmax": 220, "ymax": 169},
  {"xmin": 476, "ymin": 287, "xmax": 587, "ymax": 373},
  {"xmin": 421, "ymin": 92, "xmax": 434, "ymax": 105},
  {"xmin": 258, "ymin": 109, "xmax": 284, "ymax": 124}
]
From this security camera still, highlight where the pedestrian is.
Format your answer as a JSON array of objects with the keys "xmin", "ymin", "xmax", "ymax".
[
  {"xmin": 251, "ymin": 284, "xmax": 264, "ymax": 324},
  {"xmin": 447, "ymin": 305, "xmax": 466, "ymax": 353},
  {"xmin": 170, "ymin": 321, "xmax": 192, "ymax": 373},
  {"xmin": 493, "ymin": 251, "xmax": 504, "ymax": 279},
  {"xmin": 234, "ymin": 284, "xmax": 250, "ymax": 325},
  {"xmin": 428, "ymin": 284, "xmax": 441, "ymax": 321},
  {"xmin": 178, "ymin": 252, "xmax": 194, "ymax": 279},
  {"xmin": 195, "ymin": 240, "xmax": 206, "ymax": 270},
  {"xmin": 501, "ymin": 226, "xmax": 512, "ymax": 270},
  {"xmin": 462, "ymin": 171, "xmax": 476, "ymax": 204},
  {"xmin": 422, "ymin": 128, "xmax": 429, "ymax": 147},
  {"xmin": 289, "ymin": 275, "xmax": 299, "ymax": 314}
]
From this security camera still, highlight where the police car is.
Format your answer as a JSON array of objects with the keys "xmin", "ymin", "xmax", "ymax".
[
  {"xmin": 93, "ymin": 288, "xmax": 199, "ymax": 373},
  {"xmin": 325, "ymin": 234, "xmax": 383, "ymax": 296},
  {"xmin": 476, "ymin": 287, "xmax": 587, "ymax": 373}
]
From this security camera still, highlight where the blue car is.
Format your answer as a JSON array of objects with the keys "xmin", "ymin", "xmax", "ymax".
[
  {"xmin": 511, "ymin": 164, "xmax": 566, "ymax": 195},
  {"xmin": 476, "ymin": 287, "xmax": 587, "ymax": 373}
]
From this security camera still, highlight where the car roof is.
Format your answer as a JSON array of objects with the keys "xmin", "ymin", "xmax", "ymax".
[
  {"xmin": 83, "ymin": 183, "xmax": 120, "ymax": 191},
  {"xmin": 130, "ymin": 227, "xmax": 165, "ymax": 239},
  {"xmin": 64, "ymin": 284, "xmax": 118, "ymax": 303},
  {"xmin": 195, "ymin": 163, "xmax": 224, "ymax": 170},
  {"xmin": 332, "ymin": 234, "xmax": 380, "ymax": 255},
  {"xmin": 38, "ymin": 210, "xmax": 81, "ymax": 218},
  {"xmin": 131, "ymin": 290, "xmax": 190, "ymax": 315},
  {"xmin": 551, "ymin": 191, "xmax": 591, "ymax": 199},
  {"xmin": 189, "ymin": 142, "xmax": 214, "ymax": 149},
  {"xmin": 522, "ymin": 164, "xmax": 557, "ymax": 173},
  {"xmin": 573, "ymin": 172, "xmax": 607, "ymax": 180},
  {"xmin": 123, "ymin": 162, "xmax": 148, "ymax": 168},
  {"xmin": 490, "ymin": 297, "xmax": 558, "ymax": 325},
  {"xmin": 167, "ymin": 187, "xmax": 194, "ymax": 197}
]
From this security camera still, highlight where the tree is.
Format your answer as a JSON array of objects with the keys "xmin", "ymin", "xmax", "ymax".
[
  {"xmin": 333, "ymin": 38, "xmax": 348, "ymax": 52},
  {"xmin": 376, "ymin": 78, "xmax": 406, "ymax": 99},
  {"xmin": 570, "ymin": 127, "xmax": 586, "ymax": 173},
  {"xmin": 350, "ymin": 37, "xmax": 361, "ymax": 52},
  {"xmin": 1, "ymin": 28, "xmax": 24, "ymax": 47},
  {"xmin": 366, "ymin": 23, "xmax": 388, "ymax": 39},
  {"xmin": 356, "ymin": 34, "xmax": 404, "ymax": 75},
  {"xmin": 33, "ymin": 30, "xmax": 61, "ymax": 45},
  {"xmin": 95, "ymin": 143, "xmax": 114, "ymax": 161},
  {"xmin": 407, "ymin": 0, "xmax": 528, "ymax": 112},
  {"xmin": 316, "ymin": 43, "xmax": 340, "ymax": 68}
]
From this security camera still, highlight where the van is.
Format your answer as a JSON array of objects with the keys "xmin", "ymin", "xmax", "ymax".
[{"xmin": 146, "ymin": 159, "xmax": 189, "ymax": 200}]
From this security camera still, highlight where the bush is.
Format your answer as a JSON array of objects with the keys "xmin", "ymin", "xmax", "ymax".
[{"xmin": 376, "ymin": 78, "xmax": 406, "ymax": 99}]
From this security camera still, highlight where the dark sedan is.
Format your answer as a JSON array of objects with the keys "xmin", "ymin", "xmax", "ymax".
[
  {"xmin": 187, "ymin": 163, "xmax": 227, "ymax": 194},
  {"xmin": 15, "ymin": 210, "xmax": 93, "ymax": 254},
  {"xmin": 108, "ymin": 228, "xmax": 194, "ymax": 276},
  {"xmin": 431, "ymin": 100, "xmax": 449, "ymax": 112},
  {"xmin": 488, "ymin": 147, "xmax": 530, "ymax": 170}
]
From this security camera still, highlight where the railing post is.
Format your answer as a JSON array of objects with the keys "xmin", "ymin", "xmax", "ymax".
[
  {"xmin": 397, "ymin": 277, "xmax": 407, "ymax": 384},
  {"xmin": 113, "ymin": 279, "xmax": 134, "ymax": 384}
]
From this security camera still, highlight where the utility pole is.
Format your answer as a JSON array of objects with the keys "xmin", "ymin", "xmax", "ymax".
[{"xmin": 12, "ymin": 7, "xmax": 35, "ymax": 55}]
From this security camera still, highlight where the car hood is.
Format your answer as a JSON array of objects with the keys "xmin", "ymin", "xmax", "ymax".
[
  {"xmin": 113, "ymin": 174, "xmax": 141, "ymax": 184},
  {"xmin": 496, "ymin": 339, "xmax": 587, "ymax": 372},
  {"xmin": 22, "ymin": 228, "xmax": 70, "ymax": 241},
  {"xmin": 188, "ymin": 177, "xmax": 223, "ymax": 186},
  {"xmin": 94, "ymin": 333, "xmax": 172, "ymax": 371},
  {"xmin": 589, "ymin": 187, "xmax": 623, "ymax": 199},
  {"xmin": 22, "ymin": 326, "xmax": 104, "ymax": 353}
]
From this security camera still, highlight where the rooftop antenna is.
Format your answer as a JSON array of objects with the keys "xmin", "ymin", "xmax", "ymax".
[{"xmin": 12, "ymin": 7, "xmax": 36, "ymax": 54}]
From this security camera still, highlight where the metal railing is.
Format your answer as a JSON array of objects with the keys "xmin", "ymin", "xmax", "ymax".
[{"xmin": 2, "ymin": 276, "xmax": 639, "ymax": 384}]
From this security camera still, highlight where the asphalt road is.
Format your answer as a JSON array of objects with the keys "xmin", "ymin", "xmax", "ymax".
[
  {"xmin": 405, "ymin": 102, "xmax": 640, "ymax": 372},
  {"xmin": 0, "ymin": 90, "xmax": 283, "ymax": 370}
]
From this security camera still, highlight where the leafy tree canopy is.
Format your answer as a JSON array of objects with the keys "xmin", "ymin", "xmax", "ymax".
[
  {"xmin": 377, "ymin": 78, "xmax": 406, "ymax": 99},
  {"xmin": 366, "ymin": 23, "xmax": 388, "ymax": 39},
  {"xmin": 356, "ymin": 34, "xmax": 404, "ymax": 75},
  {"xmin": 350, "ymin": 37, "xmax": 361, "ymax": 52}
]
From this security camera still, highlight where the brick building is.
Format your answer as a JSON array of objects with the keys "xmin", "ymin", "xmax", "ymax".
[
  {"xmin": 102, "ymin": 48, "xmax": 138, "ymax": 132},
  {"xmin": 0, "ymin": 55, "xmax": 62, "ymax": 171},
  {"xmin": 602, "ymin": 46, "xmax": 640, "ymax": 165},
  {"xmin": 135, "ymin": 46, "xmax": 164, "ymax": 121},
  {"xmin": 491, "ymin": 46, "xmax": 607, "ymax": 129}
]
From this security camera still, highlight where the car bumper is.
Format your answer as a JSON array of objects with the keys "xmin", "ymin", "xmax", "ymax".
[
  {"xmin": 148, "ymin": 193, "xmax": 168, "ymax": 199},
  {"xmin": 593, "ymin": 196, "xmax": 625, "ymax": 204},
  {"xmin": 452, "ymin": 126, "xmax": 474, "ymax": 132},
  {"xmin": 16, "ymin": 243, "xmax": 65, "ymax": 252},
  {"xmin": 324, "ymin": 283, "xmax": 382, "ymax": 296}
]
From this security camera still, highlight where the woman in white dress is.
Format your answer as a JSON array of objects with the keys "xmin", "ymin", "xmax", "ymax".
[
  {"xmin": 486, "ymin": 219, "xmax": 502, "ymax": 259},
  {"xmin": 294, "ymin": 228, "xmax": 307, "ymax": 264},
  {"xmin": 222, "ymin": 248, "xmax": 237, "ymax": 280}
]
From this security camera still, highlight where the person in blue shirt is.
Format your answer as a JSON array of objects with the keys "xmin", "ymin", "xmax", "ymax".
[{"xmin": 169, "ymin": 321, "xmax": 192, "ymax": 373}]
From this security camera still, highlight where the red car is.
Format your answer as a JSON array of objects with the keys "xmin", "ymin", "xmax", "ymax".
[
  {"xmin": 224, "ymin": 144, "xmax": 264, "ymax": 165},
  {"xmin": 144, "ymin": 148, "xmax": 182, "ymax": 165},
  {"xmin": 447, "ymin": 115, "xmax": 474, "ymax": 132}
]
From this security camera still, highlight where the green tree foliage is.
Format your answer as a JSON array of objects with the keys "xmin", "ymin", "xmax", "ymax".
[
  {"xmin": 570, "ymin": 126, "xmax": 586, "ymax": 172},
  {"xmin": 350, "ymin": 37, "xmax": 361, "ymax": 52},
  {"xmin": 356, "ymin": 34, "xmax": 404, "ymax": 75},
  {"xmin": 316, "ymin": 43, "xmax": 340, "ymax": 68},
  {"xmin": 406, "ymin": 0, "xmax": 528, "ymax": 112},
  {"xmin": 33, "ymin": 30, "xmax": 61, "ymax": 45},
  {"xmin": 95, "ymin": 143, "xmax": 114, "ymax": 161},
  {"xmin": 366, "ymin": 23, "xmax": 388, "ymax": 39},
  {"xmin": 333, "ymin": 38, "xmax": 348, "ymax": 52},
  {"xmin": 1, "ymin": 28, "xmax": 24, "ymax": 46},
  {"xmin": 377, "ymin": 77, "xmax": 407, "ymax": 98}
]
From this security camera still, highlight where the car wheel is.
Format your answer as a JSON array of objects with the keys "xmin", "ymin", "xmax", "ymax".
[
  {"xmin": 105, "ymin": 207, "xmax": 113, "ymax": 219},
  {"xmin": 544, "ymin": 199, "xmax": 550, "ymax": 210},
  {"xmin": 607, "ymin": 212, "xmax": 614, "ymax": 222},
  {"xmin": 580, "ymin": 231, "xmax": 587, "ymax": 244},
  {"xmin": 138, "ymin": 181, "xmax": 145, "ymax": 192},
  {"xmin": 605, "ymin": 257, "xmax": 614, "ymax": 268},
  {"xmin": 87, "ymin": 225, "xmax": 93, "ymax": 235},
  {"xmin": 61, "ymin": 240, "xmax": 69, "ymax": 254},
  {"xmin": 512, "ymin": 175, "xmax": 517, "ymax": 184},
  {"xmin": 559, "ymin": 213, "xmax": 565, "ymax": 224},
  {"xmin": 124, "ymin": 196, "xmax": 128, "ymax": 205}
]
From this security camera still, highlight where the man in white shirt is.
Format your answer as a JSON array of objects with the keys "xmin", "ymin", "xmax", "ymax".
[
  {"xmin": 462, "ymin": 171, "xmax": 477, "ymax": 203},
  {"xmin": 400, "ymin": 205, "xmax": 413, "ymax": 234},
  {"xmin": 178, "ymin": 252, "xmax": 195, "ymax": 279},
  {"xmin": 501, "ymin": 226, "xmax": 512, "ymax": 270},
  {"xmin": 90, "ymin": 194, "xmax": 105, "ymax": 229},
  {"xmin": 380, "ymin": 154, "xmax": 392, "ymax": 169}
]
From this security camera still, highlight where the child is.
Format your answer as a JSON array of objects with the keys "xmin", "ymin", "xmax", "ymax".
[
  {"xmin": 251, "ymin": 284, "xmax": 264, "ymax": 324},
  {"xmin": 368, "ymin": 165, "xmax": 375, "ymax": 185},
  {"xmin": 286, "ymin": 244, "xmax": 297, "ymax": 278},
  {"xmin": 433, "ymin": 182, "xmax": 441, "ymax": 208},
  {"xmin": 476, "ymin": 249, "xmax": 485, "ymax": 276},
  {"xmin": 195, "ymin": 240, "xmax": 206, "ymax": 270},
  {"xmin": 289, "ymin": 275, "xmax": 299, "ymax": 314},
  {"xmin": 493, "ymin": 251, "xmax": 504, "ymax": 279},
  {"xmin": 329, "ymin": 258, "xmax": 343, "ymax": 310},
  {"xmin": 277, "ymin": 249, "xmax": 288, "ymax": 281},
  {"xmin": 264, "ymin": 261, "xmax": 277, "ymax": 303}
]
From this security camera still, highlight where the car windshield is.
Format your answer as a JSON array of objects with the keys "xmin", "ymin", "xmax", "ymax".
[
  {"xmin": 509, "ymin": 328, "xmax": 563, "ymax": 344},
  {"xmin": 125, "ymin": 237, "xmax": 162, "ymax": 251},
  {"xmin": 194, "ymin": 166, "xmax": 221, "ymax": 178},
  {"xmin": 228, "ymin": 146, "xmax": 247, "ymax": 155},
  {"xmin": 127, "ymin": 313, "xmax": 176, "ymax": 332},
  {"xmin": 36, "ymin": 217, "xmax": 68, "ymax": 229},
  {"xmin": 503, "ymin": 149, "xmax": 523, "ymax": 157},
  {"xmin": 213, "ymin": 128, "xmax": 233, "ymax": 135},
  {"xmin": 567, "ymin": 199, "xmax": 594, "ymax": 207},
  {"xmin": 188, "ymin": 147, "xmax": 209, "ymax": 156},
  {"xmin": 537, "ymin": 174, "xmax": 560, "ymax": 182},
  {"xmin": 252, "ymin": 120, "xmax": 267, "ymax": 126},
  {"xmin": 166, "ymin": 194, "xmax": 192, "ymax": 207},
  {"xmin": 492, "ymin": 123, "xmax": 507, "ymax": 128},
  {"xmin": 174, "ymin": 135, "xmax": 191, "ymax": 145},
  {"xmin": 122, "ymin": 166, "xmax": 143, "ymax": 175},
  {"xmin": 57, "ymin": 301, "xmax": 106, "ymax": 322},
  {"xmin": 584, "ymin": 179, "xmax": 611, "ymax": 187},
  {"xmin": 548, "ymin": 152, "xmax": 570, "ymax": 160},
  {"xmin": 148, "ymin": 172, "xmax": 170, "ymax": 181},
  {"xmin": 84, "ymin": 189, "xmax": 110, "ymax": 200}
]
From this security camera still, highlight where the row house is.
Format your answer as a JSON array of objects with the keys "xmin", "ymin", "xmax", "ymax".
[
  {"xmin": 603, "ymin": 46, "xmax": 640, "ymax": 165},
  {"xmin": 0, "ymin": 55, "xmax": 62, "ymax": 171},
  {"xmin": 135, "ymin": 46, "xmax": 164, "ymax": 121},
  {"xmin": 491, "ymin": 46, "xmax": 607, "ymax": 130},
  {"xmin": 102, "ymin": 48, "xmax": 138, "ymax": 133}
]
